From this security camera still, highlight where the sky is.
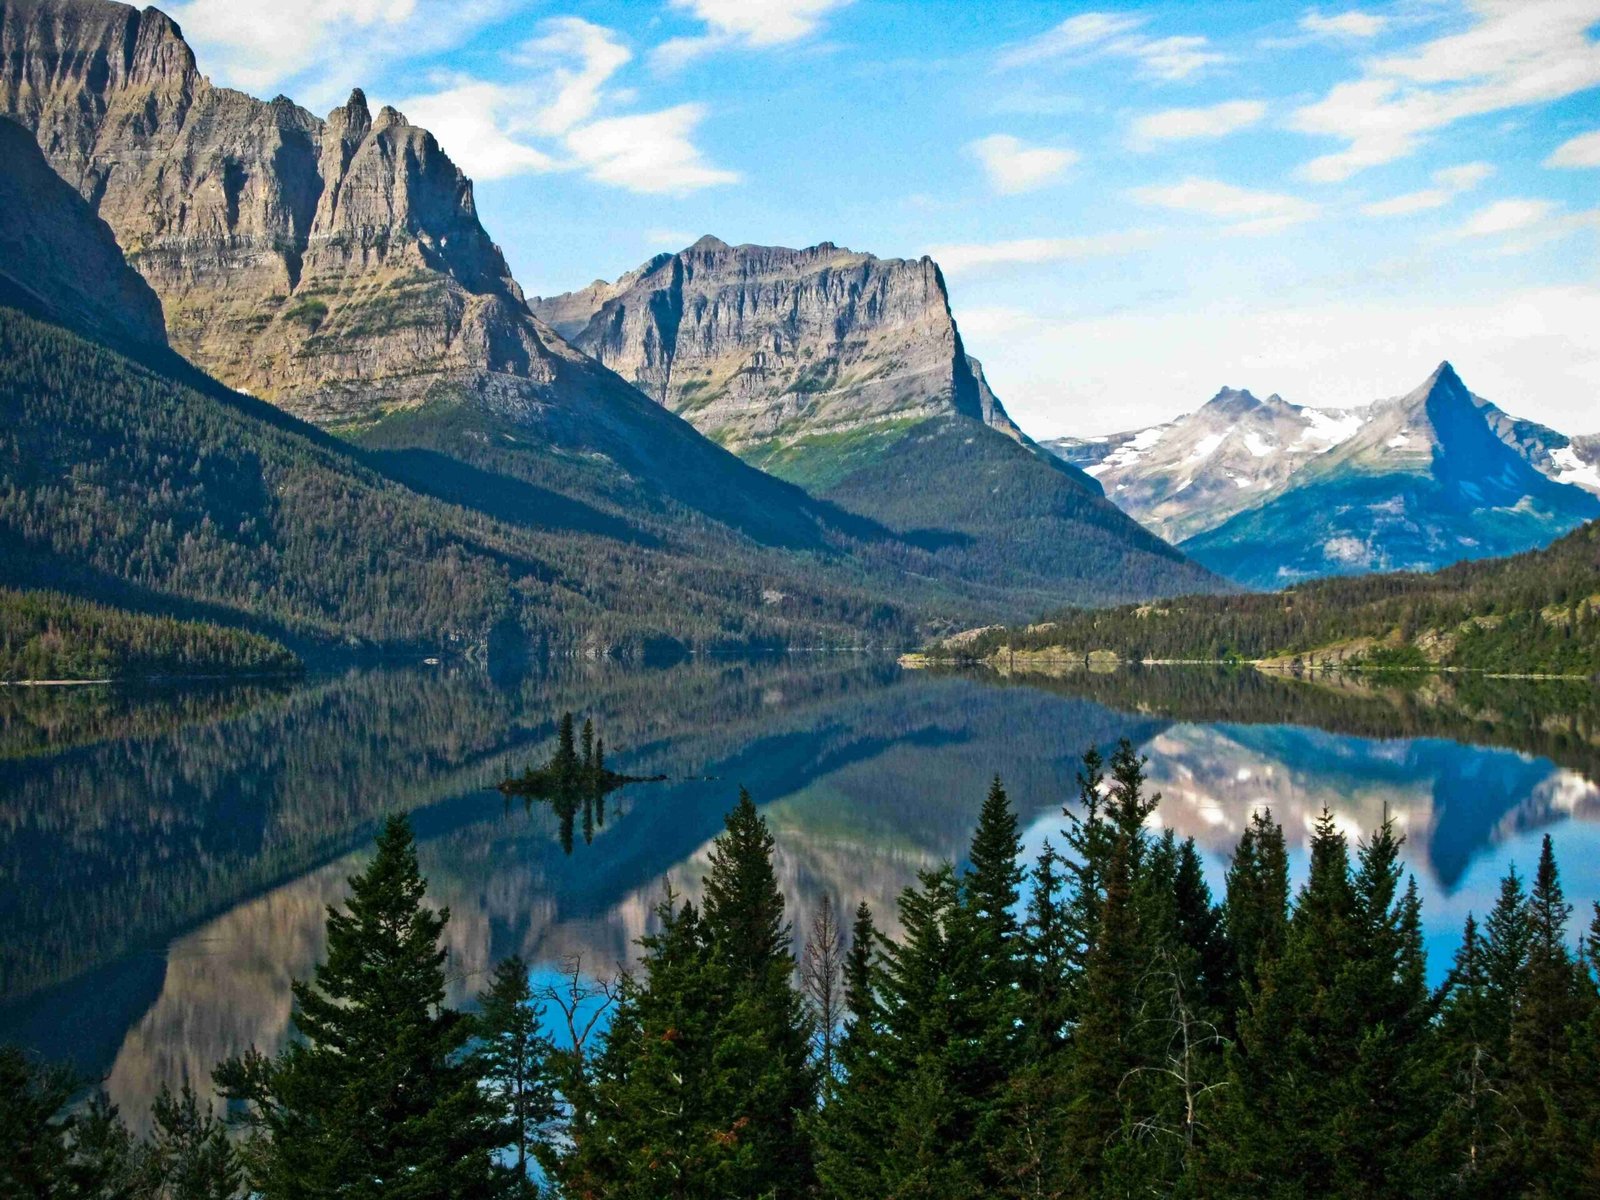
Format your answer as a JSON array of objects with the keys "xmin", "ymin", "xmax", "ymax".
[{"xmin": 168, "ymin": 0, "xmax": 1600, "ymax": 437}]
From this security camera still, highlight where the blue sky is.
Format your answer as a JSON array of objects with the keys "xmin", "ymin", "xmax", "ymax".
[{"xmin": 170, "ymin": 0, "xmax": 1599, "ymax": 436}]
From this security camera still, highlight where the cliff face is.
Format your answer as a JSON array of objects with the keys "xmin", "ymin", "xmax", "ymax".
[
  {"xmin": 532, "ymin": 236, "xmax": 1029, "ymax": 457},
  {"xmin": 0, "ymin": 114, "xmax": 166, "ymax": 349},
  {"xmin": 0, "ymin": 0, "xmax": 565, "ymax": 421}
]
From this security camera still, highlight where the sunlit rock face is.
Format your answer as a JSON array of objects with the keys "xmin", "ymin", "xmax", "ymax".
[
  {"xmin": 534, "ymin": 237, "xmax": 1028, "ymax": 458},
  {"xmin": 0, "ymin": 0, "xmax": 627, "ymax": 425}
]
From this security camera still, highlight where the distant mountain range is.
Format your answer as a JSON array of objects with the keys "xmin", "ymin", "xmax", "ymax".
[{"xmin": 1048, "ymin": 365, "xmax": 1600, "ymax": 587}]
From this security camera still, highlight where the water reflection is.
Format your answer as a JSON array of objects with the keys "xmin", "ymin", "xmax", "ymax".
[{"xmin": 1, "ymin": 659, "xmax": 1597, "ymax": 1129}]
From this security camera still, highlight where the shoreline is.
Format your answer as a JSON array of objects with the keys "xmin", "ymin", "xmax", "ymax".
[{"xmin": 898, "ymin": 653, "xmax": 1596, "ymax": 683}]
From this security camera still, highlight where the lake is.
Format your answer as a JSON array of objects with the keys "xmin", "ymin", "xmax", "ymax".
[{"xmin": 2, "ymin": 658, "xmax": 1597, "ymax": 1127}]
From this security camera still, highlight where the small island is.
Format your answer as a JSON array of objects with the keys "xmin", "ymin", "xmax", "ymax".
[{"xmin": 499, "ymin": 713, "xmax": 663, "ymax": 852}]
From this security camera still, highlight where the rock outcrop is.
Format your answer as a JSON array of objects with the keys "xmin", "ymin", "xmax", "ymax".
[
  {"xmin": 0, "ymin": 0, "xmax": 575, "ymax": 421},
  {"xmin": 0, "ymin": 114, "xmax": 166, "ymax": 349},
  {"xmin": 532, "ymin": 236, "xmax": 1029, "ymax": 459}
]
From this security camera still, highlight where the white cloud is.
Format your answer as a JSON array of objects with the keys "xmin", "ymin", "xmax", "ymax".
[
  {"xmin": 1454, "ymin": 198, "xmax": 1557, "ymax": 237},
  {"xmin": 1300, "ymin": 9, "xmax": 1388, "ymax": 39},
  {"xmin": 955, "ymin": 287, "xmax": 1600, "ymax": 439},
  {"xmin": 1131, "ymin": 178, "xmax": 1319, "ymax": 232},
  {"xmin": 1546, "ymin": 129, "xmax": 1600, "ymax": 167},
  {"xmin": 1130, "ymin": 100, "xmax": 1266, "ymax": 147},
  {"xmin": 998, "ymin": 12, "xmax": 1224, "ymax": 81},
  {"xmin": 564, "ymin": 105, "xmax": 741, "ymax": 193},
  {"xmin": 1291, "ymin": 1, "xmax": 1600, "ymax": 183},
  {"xmin": 513, "ymin": 17, "xmax": 632, "ymax": 136},
  {"xmin": 1360, "ymin": 161, "xmax": 1493, "ymax": 215},
  {"xmin": 654, "ymin": 0, "xmax": 852, "ymax": 69},
  {"xmin": 402, "ymin": 82, "xmax": 561, "ymax": 179},
  {"xmin": 968, "ymin": 135, "xmax": 1078, "ymax": 194},
  {"xmin": 927, "ymin": 231, "xmax": 1155, "ymax": 275},
  {"xmin": 401, "ymin": 17, "xmax": 737, "ymax": 194},
  {"xmin": 166, "ymin": 0, "xmax": 520, "ymax": 111}
]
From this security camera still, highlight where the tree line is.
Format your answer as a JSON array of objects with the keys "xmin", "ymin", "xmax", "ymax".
[
  {"xmin": 6, "ymin": 744, "xmax": 1600, "ymax": 1197},
  {"xmin": 950, "ymin": 518, "xmax": 1600, "ymax": 676},
  {"xmin": 0, "ymin": 587, "xmax": 299, "ymax": 681}
]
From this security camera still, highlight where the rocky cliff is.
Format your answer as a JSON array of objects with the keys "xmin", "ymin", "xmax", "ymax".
[
  {"xmin": 0, "ymin": 113, "xmax": 165, "ymax": 349},
  {"xmin": 532, "ymin": 236, "xmax": 1028, "ymax": 464},
  {"xmin": 0, "ymin": 0, "xmax": 583, "ymax": 422}
]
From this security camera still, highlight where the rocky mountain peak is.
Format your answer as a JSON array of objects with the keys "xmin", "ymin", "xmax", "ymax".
[
  {"xmin": 0, "ymin": 0, "xmax": 582, "ymax": 421},
  {"xmin": 530, "ymin": 236, "xmax": 1032, "ymax": 461}
]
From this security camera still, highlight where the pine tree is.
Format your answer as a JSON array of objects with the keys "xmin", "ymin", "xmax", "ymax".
[
  {"xmin": 580, "ymin": 718, "xmax": 595, "ymax": 772},
  {"xmin": 1504, "ymin": 836, "xmax": 1592, "ymax": 1196},
  {"xmin": 473, "ymin": 956, "xmax": 557, "ymax": 1197},
  {"xmin": 139, "ymin": 1084, "xmax": 242, "ymax": 1200},
  {"xmin": 1423, "ymin": 915, "xmax": 1511, "ymax": 1197},
  {"xmin": 1224, "ymin": 807, "xmax": 1289, "ymax": 1008},
  {"xmin": 215, "ymin": 814, "xmax": 500, "ymax": 1199},
  {"xmin": 554, "ymin": 713, "xmax": 577, "ymax": 778},
  {"xmin": 816, "ymin": 903, "xmax": 889, "ymax": 1200},
  {"xmin": 967, "ymin": 776, "xmax": 1025, "ymax": 949}
]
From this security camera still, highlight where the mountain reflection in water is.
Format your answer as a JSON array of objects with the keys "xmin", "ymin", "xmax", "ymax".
[{"xmin": 1, "ymin": 659, "xmax": 1596, "ymax": 1129}]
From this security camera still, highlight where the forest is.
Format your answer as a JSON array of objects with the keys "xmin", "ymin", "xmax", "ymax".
[
  {"xmin": 948, "ymin": 518, "xmax": 1600, "ymax": 675},
  {"xmin": 0, "ymin": 588, "xmax": 298, "ymax": 681},
  {"xmin": 5, "ymin": 742, "xmax": 1598, "ymax": 1198}
]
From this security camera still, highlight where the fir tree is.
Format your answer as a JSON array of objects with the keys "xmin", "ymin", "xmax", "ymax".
[
  {"xmin": 580, "ymin": 718, "xmax": 595, "ymax": 772},
  {"xmin": 1223, "ymin": 807, "xmax": 1289, "ymax": 1006},
  {"xmin": 139, "ymin": 1084, "xmax": 242, "ymax": 1200},
  {"xmin": 215, "ymin": 814, "xmax": 500, "ymax": 1199},
  {"xmin": 473, "ymin": 956, "xmax": 557, "ymax": 1197}
]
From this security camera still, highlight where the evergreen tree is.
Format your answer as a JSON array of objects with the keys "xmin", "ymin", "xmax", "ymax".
[
  {"xmin": 816, "ymin": 903, "xmax": 889, "ymax": 1200},
  {"xmin": 1223, "ymin": 808, "xmax": 1289, "ymax": 1007},
  {"xmin": 967, "ymin": 776, "xmax": 1025, "ymax": 949},
  {"xmin": 1423, "ymin": 915, "xmax": 1510, "ymax": 1198},
  {"xmin": 554, "ymin": 713, "xmax": 577, "ymax": 777},
  {"xmin": 215, "ymin": 814, "xmax": 500, "ymax": 1199},
  {"xmin": 139, "ymin": 1084, "xmax": 242, "ymax": 1200},
  {"xmin": 473, "ymin": 957, "xmax": 556, "ymax": 1198},
  {"xmin": 580, "ymin": 718, "xmax": 595, "ymax": 772},
  {"xmin": 1504, "ymin": 836, "xmax": 1592, "ymax": 1197},
  {"xmin": 1482, "ymin": 866, "xmax": 1533, "ymax": 1028}
]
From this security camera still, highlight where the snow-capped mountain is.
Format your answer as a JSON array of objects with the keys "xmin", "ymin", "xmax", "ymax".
[
  {"xmin": 1045, "ymin": 388, "xmax": 1369, "ymax": 543},
  {"xmin": 1047, "ymin": 366, "xmax": 1600, "ymax": 587}
]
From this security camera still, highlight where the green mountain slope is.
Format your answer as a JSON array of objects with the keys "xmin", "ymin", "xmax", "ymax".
[
  {"xmin": 942, "ymin": 518, "xmax": 1600, "ymax": 676},
  {"xmin": 1180, "ymin": 364, "xmax": 1600, "ymax": 586}
]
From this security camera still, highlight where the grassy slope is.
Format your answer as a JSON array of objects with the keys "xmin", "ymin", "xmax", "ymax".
[{"xmin": 945, "ymin": 520, "xmax": 1600, "ymax": 675}]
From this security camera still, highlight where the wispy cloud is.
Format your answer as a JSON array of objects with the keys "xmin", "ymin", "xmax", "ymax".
[
  {"xmin": 968, "ymin": 135, "xmax": 1078, "ymax": 194},
  {"xmin": 1360, "ymin": 161, "xmax": 1493, "ymax": 216},
  {"xmin": 928, "ymin": 231, "xmax": 1155, "ymax": 275},
  {"xmin": 402, "ymin": 17, "xmax": 737, "ymax": 194},
  {"xmin": 1454, "ymin": 198, "xmax": 1558, "ymax": 238},
  {"xmin": 1546, "ymin": 129, "xmax": 1600, "ymax": 168},
  {"xmin": 997, "ymin": 12, "xmax": 1224, "ymax": 82},
  {"xmin": 1130, "ymin": 100, "xmax": 1266, "ymax": 147},
  {"xmin": 653, "ymin": 0, "xmax": 852, "ymax": 70},
  {"xmin": 1299, "ymin": 9, "xmax": 1388, "ymax": 39},
  {"xmin": 1131, "ymin": 178, "xmax": 1319, "ymax": 233},
  {"xmin": 1291, "ymin": 0, "xmax": 1600, "ymax": 183}
]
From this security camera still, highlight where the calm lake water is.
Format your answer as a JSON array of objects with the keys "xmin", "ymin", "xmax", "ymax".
[{"xmin": 2, "ymin": 658, "xmax": 1598, "ymax": 1126}]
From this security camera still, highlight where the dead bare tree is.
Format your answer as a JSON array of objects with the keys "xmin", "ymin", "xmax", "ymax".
[{"xmin": 801, "ymin": 892, "xmax": 846, "ymax": 1080}]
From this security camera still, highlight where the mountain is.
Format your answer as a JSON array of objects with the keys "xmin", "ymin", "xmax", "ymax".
[
  {"xmin": 532, "ymin": 236, "xmax": 1028, "ymax": 461},
  {"xmin": 1179, "ymin": 364, "xmax": 1600, "ymax": 586},
  {"xmin": 1, "ymin": 0, "xmax": 1220, "ymax": 613},
  {"xmin": 1045, "ymin": 387, "xmax": 1369, "ymax": 543},
  {"xmin": 1049, "ymin": 366, "xmax": 1600, "ymax": 587},
  {"xmin": 0, "ymin": 108, "xmax": 941, "ymax": 657},
  {"xmin": 931, "ymin": 515, "xmax": 1600, "ymax": 678},
  {"xmin": 532, "ymin": 236, "xmax": 1223, "ymax": 604}
]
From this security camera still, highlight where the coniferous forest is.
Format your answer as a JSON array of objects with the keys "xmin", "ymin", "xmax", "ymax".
[{"xmin": 5, "ymin": 743, "xmax": 1600, "ymax": 1199}]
